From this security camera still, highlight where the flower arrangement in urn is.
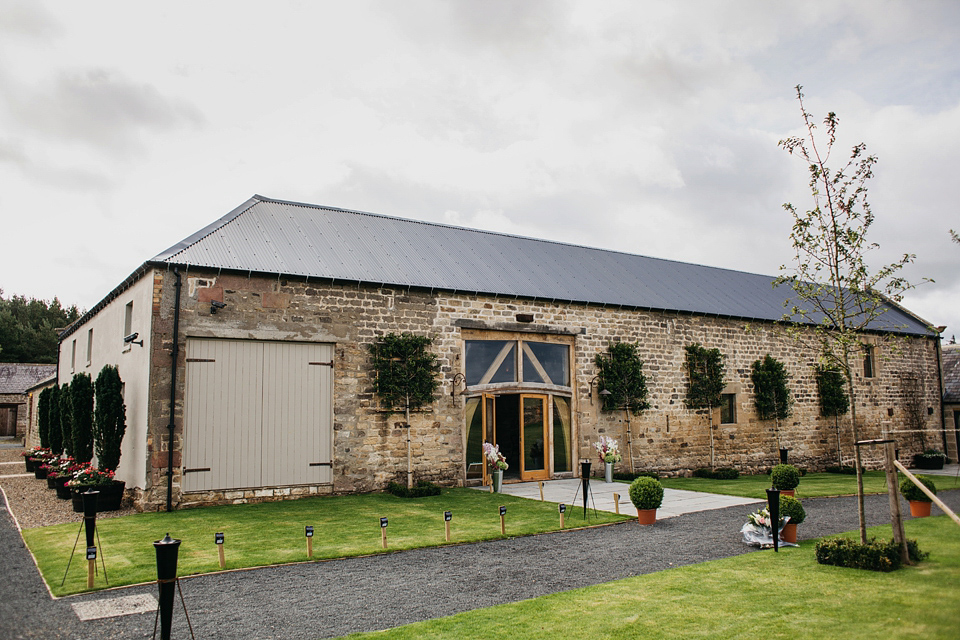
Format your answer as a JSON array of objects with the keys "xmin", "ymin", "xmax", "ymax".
[
  {"xmin": 482, "ymin": 442, "xmax": 508, "ymax": 493},
  {"xmin": 482, "ymin": 442, "xmax": 508, "ymax": 471},
  {"xmin": 594, "ymin": 436, "xmax": 622, "ymax": 464}
]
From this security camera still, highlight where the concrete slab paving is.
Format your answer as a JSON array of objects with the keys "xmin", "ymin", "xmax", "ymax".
[
  {"xmin": 71, "ymin": 594, "xmax": 158, "ymax": 621},
  {"xmin": 473, "ymin": 478, "xmax": 763, "ymax": 518}
]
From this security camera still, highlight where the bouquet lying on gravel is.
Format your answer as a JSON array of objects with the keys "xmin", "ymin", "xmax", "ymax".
[
  {"xmin": 741, "ymin": 507, "xmax": 796, "ymax": 548},
  {"xmin": 68, "ymin": 463, "xmax": 116, "ymax": 489}
]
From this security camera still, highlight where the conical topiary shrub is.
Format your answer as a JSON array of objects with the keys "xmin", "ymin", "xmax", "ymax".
[{"xmin": 94, "ymin": 365, "xmax": 127, "ymax": 472}]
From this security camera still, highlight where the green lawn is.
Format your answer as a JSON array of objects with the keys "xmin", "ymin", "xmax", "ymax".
[
  {"xmin": 655, "ymin": 471, "xmax": 960, "ymax": 500},
  {"xmin": 346, "ymin": 516, "xmax": 960, "ymax": 639},
  {"xmin": 23, "ymin": 488, "xmax": 628, "ymax": 596}
]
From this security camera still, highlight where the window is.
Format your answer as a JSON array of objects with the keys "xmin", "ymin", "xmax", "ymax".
[
  {"xmin": 123, "ymin": 301, "xmax": 134, "ymax": 339},
  {"xmin": 464, "ymin": 338, "xmax": 570, "ymax": 388},
  {"xmin": 71, "ymin": 340, "xmax": 77, "ymax": 372},
  {"xmin": 720, "ymin": 393, "xmax": 737, "ymax": 424},
  {"xmin": 863, "ymin": 345, "xmax": 876, "ymax": 378},
  {"xmin": 86, "ymin": 329, "xmax": 94, "ymax": 366}
]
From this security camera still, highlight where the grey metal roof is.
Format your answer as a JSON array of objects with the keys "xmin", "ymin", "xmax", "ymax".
[
  {"xmin": 150, "ymin": 195, "xmax": 934, "ymax": 336},
  {"xmin": 0, "ymin": 364, "xmax": 57, "ymax": 395},
  {"xmin": 944, "ymin": 346, "xmax": 960, "ymax": 404}
]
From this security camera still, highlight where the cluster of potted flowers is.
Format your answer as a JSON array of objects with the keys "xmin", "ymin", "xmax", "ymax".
[
  {"xmin": 21, "ymin": 447, "xmax": 125, "ymax": 512},
  {"xmin": 594, "ymin": 436, "xmax": 622, "ymax": 483}
]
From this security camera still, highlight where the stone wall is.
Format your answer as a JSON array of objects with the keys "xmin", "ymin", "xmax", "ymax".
[{"xmin": 141, "ymin": 269, "xmax": 942, "ymax": 509}]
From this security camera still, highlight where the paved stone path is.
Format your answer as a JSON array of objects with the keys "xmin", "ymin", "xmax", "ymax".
[{"xmin": 482, "ymin": 477, "xmax": 762, "ymax": 518}]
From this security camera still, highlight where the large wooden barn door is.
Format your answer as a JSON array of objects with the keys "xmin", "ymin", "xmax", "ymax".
[{"xmin": 182, "ymin": 338, "xmax": 333, "ymax": 493}]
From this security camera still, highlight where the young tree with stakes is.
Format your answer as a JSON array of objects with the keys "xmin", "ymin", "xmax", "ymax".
[
  {"xmin": 47, "ymin": 383, "xmax": 63, "ymax": 455},
  {"xmin": 684, "ymin": 344, "xmax": 726, "ymax": 469},
  {"xmin": 594, "ymin": 341, "xmax": 650, "ymax": 473},
  {"xmin": 368, "ymin": 333, "xmax": 440, "ymax": 488},
  {"xmin": 776, "ymin": 85, "xmax": 927, "ymax": 543}
]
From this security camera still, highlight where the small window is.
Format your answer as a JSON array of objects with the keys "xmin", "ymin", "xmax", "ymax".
[
  {"xmin": 863, "ymin": 345, "xmax": 876, "ymax": 378},
  {"xmin": 71, "ymin": 340, "xmax": 77, "ymax": 372},
  {"xmin": 86, "ymin": 329, "xmax": 94, "ymax": 366},
  {"xmin": 123, "ymin": 301, "xmax": 134, "ymax": 339},
  {"xmin": 720, "ymin": 393, "xmax": 737, "ymax": 424}
]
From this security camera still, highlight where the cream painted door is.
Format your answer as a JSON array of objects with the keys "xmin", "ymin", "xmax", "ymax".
[{"xmin": 182, "ymin": 339, "xmax": 333, "ymax": 492}]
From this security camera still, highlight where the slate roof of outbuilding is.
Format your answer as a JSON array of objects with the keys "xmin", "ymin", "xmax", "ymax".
[
  {"xmin": 147, "ymin": 195, "xmax": 934, "ymax": 336},
  {"xmin": 943, "ymin": 346, "xmax": 960, "ymax": 404},
  {"xmin": 0, "ymin": 364, "xmax": 57, "ymax": 395}
]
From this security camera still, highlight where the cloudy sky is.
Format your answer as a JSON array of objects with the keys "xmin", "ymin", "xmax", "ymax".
[{"xmin": 2, "ymin": 1, "xmax": 958, "ymax": 338}]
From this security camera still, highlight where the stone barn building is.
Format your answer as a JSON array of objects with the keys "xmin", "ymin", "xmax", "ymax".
[
  {"xmin": 55, "ymin": 195, "xmax": 945, "ymax": 511},
  {"xmin": 0, "ymin": 363, "xmax": 56, "ymax": 440}
]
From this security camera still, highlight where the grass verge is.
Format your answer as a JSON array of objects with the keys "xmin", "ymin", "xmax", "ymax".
[
  {"xmin": 346, "ymin": 515, "xmax": 960, "ymax": 639},
  {"xmin": 654, "ymin": 471, "xmax": 960, "ymax": 499},
  {"xmin": 22, "ymin": 488, "xmax": 628, "ymax": 596}
]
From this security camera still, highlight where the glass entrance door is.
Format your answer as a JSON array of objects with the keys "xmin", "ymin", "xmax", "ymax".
[{"xmin": 520, "ymin": 394, "xmax": 549, "ymax": 481}]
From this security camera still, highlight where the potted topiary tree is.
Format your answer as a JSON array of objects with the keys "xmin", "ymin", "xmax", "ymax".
[
  {"xmin": 92, "ymin": 365, "xmax": 127, "ymax": 510},
  {"xmin": 779, "ymin": 494, "xmax": 806, "ymax": 543},
  {"xmin": 771, "ymin": 463, "xmax": 801, "ymax": 497},
  {"xmin": 69, "ymin": 373, "xmax": 95, "ymax": 464},
  {"xmin": 629, "ymin": 476, "xmax": 664, "ymax": 525},
  {"xmin": 900, "ymin": 475, "xmax": 937, "ymax": 518}
]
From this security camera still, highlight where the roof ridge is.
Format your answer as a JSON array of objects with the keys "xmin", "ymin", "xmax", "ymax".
[{"xmin": 250, "ymin": 195, "xmax": 778, "ymax": 282}]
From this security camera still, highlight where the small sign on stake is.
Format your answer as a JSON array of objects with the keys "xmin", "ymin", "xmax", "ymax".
[
  {"xmin": 215, "ymin": 532, "xmax": 225, "ymax": 569},
  {"xmin": 86, "ymin": 547, "xmax": 96, "ymax": 588},
  {"xmin": 444, "ymin": 510, "xmax": 452, "ymax": 542},
  {"xmin": 499, "ymin": 505, "xmax": 506, "ymax": 535},
  {"xmin": 305, "ymin": 526, "xmax": 314, "ymax": 558},
  {"xmin": 380, "ymin": 517, "xmax": 388, "ymax": 549},
  {"xmin": 559, "ymin": 503, "xmax": 566, "ymax": 528}
]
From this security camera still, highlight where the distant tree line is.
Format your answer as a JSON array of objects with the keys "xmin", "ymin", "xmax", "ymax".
[{"xmin": 0, "ymin": 289, "xmax": 81, "ymax": 363}]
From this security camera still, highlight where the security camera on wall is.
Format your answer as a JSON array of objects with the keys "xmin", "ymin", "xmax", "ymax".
[
  {"xmin": 210, "ymin": 300, "xmax": 227, "ymax": 314},
  {"xmin": 124, "ymin": 332, "xmax": 143, "ymax": 347}
]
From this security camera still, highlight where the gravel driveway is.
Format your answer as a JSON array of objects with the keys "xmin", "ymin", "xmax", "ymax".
[{"xmin": 3, "ymin": 441, "xmax": 959, "ymax": 640}]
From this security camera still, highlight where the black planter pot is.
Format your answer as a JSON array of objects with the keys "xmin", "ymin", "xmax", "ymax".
[
  {"xmin": 71, "ymin": 481, "xmax": 125, "ymax": 513},
  {"xmin": 54, "ymin": 476, "xmax": 72, "ymax": 500},
  {"xmin": 24, "ymin": 457, "xmax": 38, "ymax": 473},
  {"xmin": 46, "ymin": 476, "xmax": 58, "ymax": 489},
  {"xmin": 912, "ymin": 455, "xmax": 945, "ymax": 470},
  {"xmin": 34, "ymin": 465, "xmax": 49, "ymax": 480}
]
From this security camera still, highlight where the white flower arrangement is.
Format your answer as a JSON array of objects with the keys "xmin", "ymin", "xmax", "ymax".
[
  {"xmin": 482, "ymin": 442, "xmax": 508, "ymax": 471},
  {"xmin": 594, "ymin": 436, "xmax": 622, "ymax": 464}
]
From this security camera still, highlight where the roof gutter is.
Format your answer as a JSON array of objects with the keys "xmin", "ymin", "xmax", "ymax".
[{"xmin": 166, "ymin": 269, "xmax": 182, "ymax": 512}]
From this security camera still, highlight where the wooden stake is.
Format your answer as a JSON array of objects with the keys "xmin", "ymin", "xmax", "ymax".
[
  {"xmin": 560, "ymin": 512, "xmax": 565, "ymax": 529},
  {"xmin": 613, "ymin": 492, "xmax": 620, "ymax": 514},
  {"xmin": 895, "ymin": 460, "xmax": 960, "ymax": 527},
  {"xmin": 218, "ymin": 544, "xmax": 225, "ymax": 569},
  {"xmin": 884, "ymin": 443, "xmax": 909, "ymax": 565},
  {"xmin": 538, "ymin": 481, "xmax": 544, "ymax": 501},
  {"xmin": 445, "ymin": 520, "xmax": 451, "ymax": 542},
  {"xmin": 381, "ymin": 527, "xmax": 387, "ymax": 549},
  {"xmin": 307, "ymin": 537, "xmax": 313, "ymax": 559},
  {"xmin": 87, "ymin": 558, "xmax": 95, "ymax": 589}
]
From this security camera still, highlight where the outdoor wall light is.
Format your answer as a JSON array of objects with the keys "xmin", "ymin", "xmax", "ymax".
[
  {"xmin": 588, "ymin": 375, "xmax": 604, "ymax": 405},
  {"xmin": 123, "ymin": 332, "xmax": 143, "ymax": 347},
  {"xmin": 452, "ymin": 372, "xmax": 467, "ymax": 398},
  {"xmin": 210, "ymin": 300, "xmax": 227, "ymax": 314}
]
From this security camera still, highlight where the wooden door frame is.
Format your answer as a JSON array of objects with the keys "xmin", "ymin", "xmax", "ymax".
[{"xmin": 519, "ymin": 393, "xmax": 550, "ymax": 481}]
